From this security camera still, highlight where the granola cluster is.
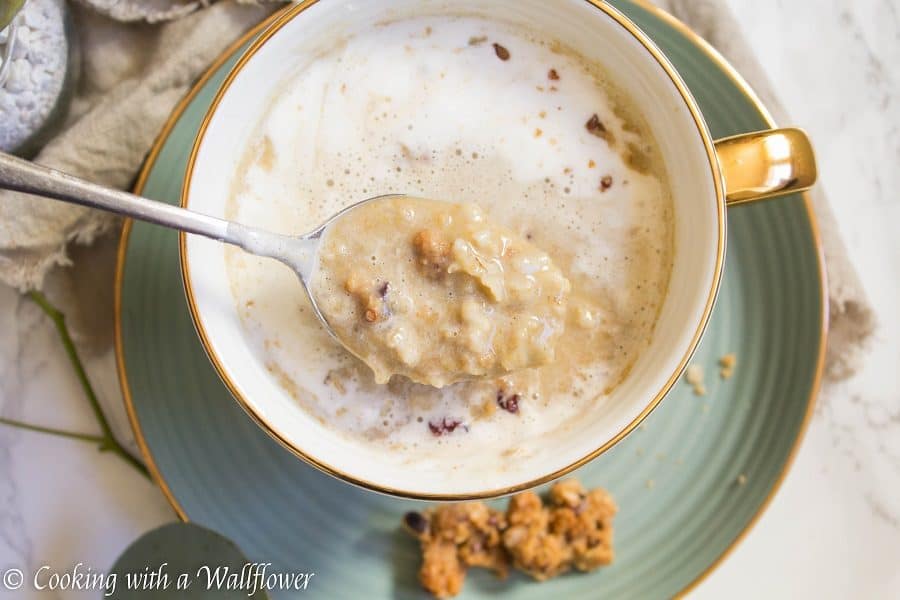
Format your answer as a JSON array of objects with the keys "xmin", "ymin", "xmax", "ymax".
[
  {"xmin": 403, "ymin": 480, "xmax": 616, "ymax": 597},
  {"xmin": 403, "ymin": 502, "xmax": 508, "ymax": 598}
]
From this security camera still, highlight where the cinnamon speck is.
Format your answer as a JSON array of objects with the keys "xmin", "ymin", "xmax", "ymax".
[
  {"xmin": 548, "ymin": 68, "xmax": 560, "ymax": 80},
  {"xmin": 534, "ymin": 128, "xmax": 543, "ymax": 138},
  {"xmin": 493, "ymin": 43, "xmax": 510, "ymax": 61},
  {"xmin": 588, "ymin": 159, "xmax": 596, "ymax": 169},
  {"xmin": 600, "ymin": 175, "xmax": 613, "ymax": 191},
  {"xmin": 468, "ymin": 35, "xmax": 487, "ymax": 46}
]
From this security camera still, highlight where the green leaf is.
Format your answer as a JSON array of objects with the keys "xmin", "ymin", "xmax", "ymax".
[
  {"xmin": 108, "ymin": 523, "xmax": 269, "ymax": 598},
  {"xmin": 0, "ymin": 0, "xmax": 25, "ymax": 31}
]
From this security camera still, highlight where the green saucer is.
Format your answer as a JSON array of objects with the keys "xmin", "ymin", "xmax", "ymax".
[{"xmin": 116, "ymin": 2, "xmax": 826, "ymax": 597}]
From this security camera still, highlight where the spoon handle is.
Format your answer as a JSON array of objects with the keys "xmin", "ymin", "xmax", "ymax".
[{"xmin": 0, "ymin": 152, "xmax": 234, "ymax": 243}]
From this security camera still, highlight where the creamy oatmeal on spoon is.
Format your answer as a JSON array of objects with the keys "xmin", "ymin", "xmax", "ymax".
[{"xmin": 314, "ymin": 196, "xmax": 571, "ymax": 387}]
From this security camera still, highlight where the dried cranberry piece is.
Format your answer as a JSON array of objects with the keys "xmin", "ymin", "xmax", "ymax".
[
  {"xmin": 429, "ymin": 417, "xmax": 465, "ymax": 436},
  {"xmin": 496, "ymin": 390, "xmax": 520, "ymax": 414},
  {"xmin": 404, "ymin": 511, "xmax": 428, "ymax": 535}
]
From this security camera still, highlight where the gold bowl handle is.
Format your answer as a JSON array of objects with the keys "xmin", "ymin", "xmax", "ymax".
[{"xmin": 714, "ymin": 128, "xmax": 817, "ymax": 205}]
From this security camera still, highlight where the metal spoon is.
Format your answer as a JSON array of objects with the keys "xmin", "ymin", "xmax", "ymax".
[{"xmin": 0, "ymin": 151, "xmax": 390, "ymax": 337}]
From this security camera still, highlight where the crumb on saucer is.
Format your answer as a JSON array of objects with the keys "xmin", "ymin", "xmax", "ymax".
[
  {"xmin": 719, "ymin": 353, "xmax": 737, "ymax": 379},
  {"xmin": 685, "ymin": 364, "xmax": 706, "ymax": 395}
]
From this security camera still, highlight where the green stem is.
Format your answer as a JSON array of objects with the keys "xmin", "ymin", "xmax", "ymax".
[
  {"xmin": 0, "ymin": 416, "xmax": 105, "ymax": 444},
  {"xmin": 25, "ymin": 290, "xmax": 151, "ymax": 481},
  {"xmin": 28, "ymin": 291, "xmax": 113, "ymax": 439}
]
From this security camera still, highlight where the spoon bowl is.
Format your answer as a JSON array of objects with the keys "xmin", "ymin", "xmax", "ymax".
[{"xmin": 223, "ymin": 192, "xmax": 409, "ymax": 344}]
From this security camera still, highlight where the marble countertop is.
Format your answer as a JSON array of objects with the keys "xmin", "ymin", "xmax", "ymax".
[{"xmin": 1, "ymin": 0, "xmax": 898, "ymax": 598}]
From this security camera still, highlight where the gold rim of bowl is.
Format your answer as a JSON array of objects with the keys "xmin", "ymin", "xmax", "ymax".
[{"xmin": 114, "ymin": 2, "xmax": 827, "ymax": 594}]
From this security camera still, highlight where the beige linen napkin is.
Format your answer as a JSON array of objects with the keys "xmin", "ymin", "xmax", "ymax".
[
  {"xmin": 0, "ymin": 0, "xmax": 276, "ymax": 292},
  {"xmin": 0, "ymin": 0, "xmax": 874, "ymax": 448}
]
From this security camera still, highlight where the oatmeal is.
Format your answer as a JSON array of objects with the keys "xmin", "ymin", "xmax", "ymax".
[
  {"xmin": 313, "ymin": 197, "xmax": 571, "ymax": 387},
  {"xmin": 226, "ymin": 16, "xmax": 674, "ymax": 460}
]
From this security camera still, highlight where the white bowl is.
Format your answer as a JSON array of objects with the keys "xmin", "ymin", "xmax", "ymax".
[{"xmin": 183, "ymin": 0, "xmax": 736, "ymax": 499}]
